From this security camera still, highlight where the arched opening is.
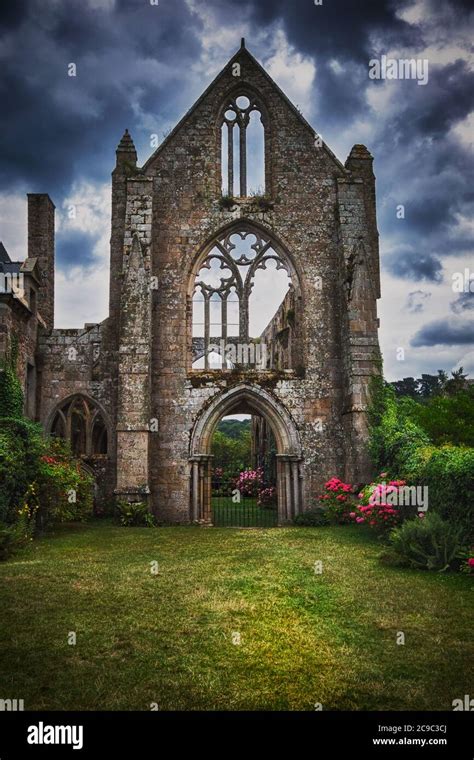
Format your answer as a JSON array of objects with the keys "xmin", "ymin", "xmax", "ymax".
[
  {"xmin": 189, "ymin": 384, "xmax": 303, "ymax": 526},
  {"xmin": 70, "ymin": 398, "xmax": 88, "ymax": 456},
  {"xmin": 189, "ymin": 223, "xmax": 302, "ymax": 371},
  {"xmin": 210, "ymin": 412, "xmax": 277, "ymax": 527},
  {"xmin": 47, "ymin": 395, "xmax": 109, "ymax": 457},
  {"xmin": 220, "ymin": 92, "xmax": 266, "ymax": 197}
]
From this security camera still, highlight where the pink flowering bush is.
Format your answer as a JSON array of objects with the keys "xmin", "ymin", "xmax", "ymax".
[
  {"xmin": 234, "ymin": 468, "xmax": 264, "ymax": 497},
  {"xmin": 459, "ymin": 549, "xmax": 474, "ymax": 574},
  {"xmin": 319, "ymin": 477, "xmax": 355, "ymax": 524},
  {"xmin": 257, "ymin": 486, "xmax": 277, "ymax": 508},
  {"xmin": 350, "ymin": 474, "xmax": 418, "ymax": 534}
]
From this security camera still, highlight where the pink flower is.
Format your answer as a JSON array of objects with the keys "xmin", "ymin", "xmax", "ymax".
[
  {"xmin": 356, "ymin": 517, "xmax": 364, "ymax": 524},
  {"xmin": 468, "ymin": 558, "xmax": 474, "ymax": 568},
  {"xmin": 418, "ymin": 512, "xmax": 425, "ymax": 519},
  {"xmin": 349, "ymin": 512, "xmax": 356, "ymax": 518}
]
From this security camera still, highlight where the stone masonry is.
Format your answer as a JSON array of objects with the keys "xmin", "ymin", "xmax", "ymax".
[{"xmin": 0, "ymin": 42, "xmax": 381, "ymax": 523}]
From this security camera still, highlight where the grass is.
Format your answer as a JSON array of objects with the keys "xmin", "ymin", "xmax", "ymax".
[
  {"xmin": 0, "ymin": 521, "xmax": 471, "ymax": 711},
  {"xmin": 211, "ymin": 496, "xmax": 277, "ymax": 527}
]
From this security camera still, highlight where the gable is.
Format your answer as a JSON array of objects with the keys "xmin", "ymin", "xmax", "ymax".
[{"xmin": 142, "ymin": 41, "xmax": 346, "ymax": 177}]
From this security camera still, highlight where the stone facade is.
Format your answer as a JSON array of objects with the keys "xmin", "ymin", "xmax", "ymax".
[{"xmin": 0, "ymin": 42, "xmax": 381, "ymax": 523}]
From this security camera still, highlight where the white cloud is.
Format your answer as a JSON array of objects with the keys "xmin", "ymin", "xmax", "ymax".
[
  {"xmin": 379, "ymin": 253, "xmax": 474, "ymax": 380},
  {"xmin": 0, "ymin": 192, "xmax": 28, "ymax": 261},
  {"xmin": 263, "ymin": 28, "xmax": 316, "ymax": 119}
]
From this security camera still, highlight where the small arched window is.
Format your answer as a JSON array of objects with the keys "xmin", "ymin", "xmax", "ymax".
[
  {"xmin": 221, "ymin": 94, "xmax": 265, "ymax": 197},
  {"xmin": 50, "ymin": 396, "xmax": 109, "ymax": 456}
]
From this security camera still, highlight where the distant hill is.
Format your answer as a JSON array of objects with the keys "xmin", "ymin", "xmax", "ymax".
[{"xmin": 216, "ymin": 418, "xmax": 251, "ymax": 440}]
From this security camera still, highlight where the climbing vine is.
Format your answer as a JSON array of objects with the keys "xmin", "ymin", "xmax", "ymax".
[{"xmin": 0, "ymin": 335, "xmax": 24, "ymax": 418}]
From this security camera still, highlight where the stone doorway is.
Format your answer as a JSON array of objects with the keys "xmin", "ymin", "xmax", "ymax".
[{"xmin": 189, "ymin": 383, "xmax": 303, "ymax": 525}]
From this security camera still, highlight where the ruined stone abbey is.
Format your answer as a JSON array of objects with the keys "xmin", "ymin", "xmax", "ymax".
[{"xmin": 0, "ymin": 42, "xmax": 381, "ymax": 523}]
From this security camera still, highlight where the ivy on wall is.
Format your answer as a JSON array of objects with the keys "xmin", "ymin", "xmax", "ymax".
[{"xmin": 0, "ymin": 336, "xmax": 24, "ymax": 418}]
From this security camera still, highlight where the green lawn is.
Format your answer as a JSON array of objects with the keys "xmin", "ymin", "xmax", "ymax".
[
  {"xmin": 0, "ymin": 521, "xmax": 471, "ymax": 711},
  {"xmin": 211, "ymin": 496, "xmax": 277, "ymax": 526}
]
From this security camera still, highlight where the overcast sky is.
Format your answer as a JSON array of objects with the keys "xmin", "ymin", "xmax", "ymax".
[{"xmin": 0, "ymin": 0, "xmax": 473, "ymax": 380}]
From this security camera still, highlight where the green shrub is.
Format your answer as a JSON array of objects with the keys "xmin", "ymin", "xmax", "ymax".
[
  {"xmin": 0, "ymin": 418, "xmax": 44, "ymax": 523},
  {"xmin": 416, "ymin": 445, "xmax": 474, "ymax": 531},
  {"xmin": 0, "ymin": 338, "xmax": 24, "ymax": 418},
  {"xmin": 0, "ymin": 501, "xmax": 36, "ymax": 561},
  {"xmin": 116, "ymin": 501, "xmax": 155, "ymax": 527},
  {"xmin": 384, "ymin": 513, "xmax": 465, "ymax": 571},
  {"xmin": 0, "ymin": 422, "xmax": 94, "ymax": 530},
  {"xmin": 367, "ymin": 379, "xmax": 474, "ymax": 535},
  {"xmin": 402, "ymin": 389, "xmax": 474, "ymax": 446},
  {"xmin": 36, "ymin": 444, "xmax": 94, "ymax": 528},
  {"xmin": 294, "ymin": 508, "xmax": 329, "ymax": 527}
]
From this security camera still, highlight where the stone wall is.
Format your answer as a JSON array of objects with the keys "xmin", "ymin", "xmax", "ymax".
[
  {"xmin": 137, "ymin": 45, "xmax": 381, "ymax": 520},
  {"xmin": 7, "ymin": 44, "xmax": 381, "ymax": 522}
]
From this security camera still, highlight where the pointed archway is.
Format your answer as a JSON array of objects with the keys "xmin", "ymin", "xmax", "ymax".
[{"xmin": 189, "ymin": 383, "xmax": 303, "ymax": 525}]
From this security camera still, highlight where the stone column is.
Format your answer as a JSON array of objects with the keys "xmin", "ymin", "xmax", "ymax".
[
  {"xmin": 115, "ymin": 177, "xmax": 153, "ymax": 505},
  {"xmin": 189, "ymin": 454, "xmax": 214, "ymax": 524},
  {"xmin": 338, "ymin": 145, "xmax": 382, "ymax": 484}
]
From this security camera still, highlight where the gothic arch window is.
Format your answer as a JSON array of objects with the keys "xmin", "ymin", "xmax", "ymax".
[
  {"xmin": 191, "ymin": 226, "xmax": 299, "ymax": 370},
  {"xmin": 50, "ymin": 395, "xmax": 109, "ymax": 456},
  {"xmin": 221, "ymin": 94, "xmax": 266, "ymax": 197}
]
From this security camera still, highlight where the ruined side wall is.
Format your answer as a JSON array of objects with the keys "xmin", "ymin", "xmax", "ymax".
[{"xmin": 37, "ymin": 322, "xmax": 116, "ymax": 503}]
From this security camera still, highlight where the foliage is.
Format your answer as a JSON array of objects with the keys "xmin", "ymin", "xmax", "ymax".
[
  {"xmin": 367, "ymin": 378, "xmax": 474, "ymax": 534},
  {"xmin": 35, "ymin": 440, "xmax": 94, "ymax": 527},
  {"xmin": 257, "ymin": 486, "xmax": 276, "ymax": 508},
  {"xmin": 116, "ymin": 500, "xmax": 155, "ymax": 527},
  {"xmin": 249, "ymin": 193, "xmax": 274, "ymax": 212},
  {"xmin": 458, "ymin": 546, "xmax": 474, "ymax": 575},
  {"xmin": 0, "ymin": 507, "xmax": 35, "ymax": 561},
  {"xmin": 367, "ymin": 378, "xmax": 430, "ymax": 474},
  {"xmin": 0, "ymin": 418, "xmax": 93, "ymax": 532},
  {"xmin": 0, "ymin": 417, "xmax": 45, "ymax": 523},
  {"xmin": 319, "ymin": 477, "xmax": 355, "ymax": 524},
  {"xmin": 216, "ymin": 418, "xmax": 251, "ymax": 440},
  {"xmin": 211, "ymin": 428, "xmax": 252, "ymax": 482},
  {"xmin": 350, "ymin": 477, "xmax": 417, "ymax": 535},
  {"xmin": 234, "ymin": 467, "xmax": 265, "ymax": 497},
  {"xmin": 390, "ymin": 368, "xmax": 469, "ymax": 400},
  {"xmin": 399, "ymin": 388, "xmax": 474, "ymax": 446},
  {"xmin": 218, "ymin": 194, "xmax": 236, "ymax": 211},
  {"xmin": 0, "ymin": 337, "xmax": 24, "ymax": 418},
  {"xmin": 293, "ymin": 508, "xmax": 329, "ymax": 526},
  {"xmin": 384, "ymin": 513, "xmax": 466, "ymax": 571},
  {"xmin": 415, "ymin": 444, "xmax": 474, "ymax": 531}
]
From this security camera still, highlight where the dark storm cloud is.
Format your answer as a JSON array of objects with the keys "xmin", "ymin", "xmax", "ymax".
[
  {"xmin": 239, "ymin": 0, "xmax": 420, "ymax": 62},
  {"xmin": 411, "ymin": 318, "xmax": 474, "ymax": 346},
  {"xmin": 224, "ymin": 0, "xmax": 473, "ymax": 284},
  {"xmin": 385, "ymin": 247, "xmax": 443, "ymax": 282},
  {"xmin": 0, "ymin": 0, "xmax": 472, "ymax": 294},
  {"xmin": 0, "ymin": 0, "xmax": 203, "ymax": 195}
]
